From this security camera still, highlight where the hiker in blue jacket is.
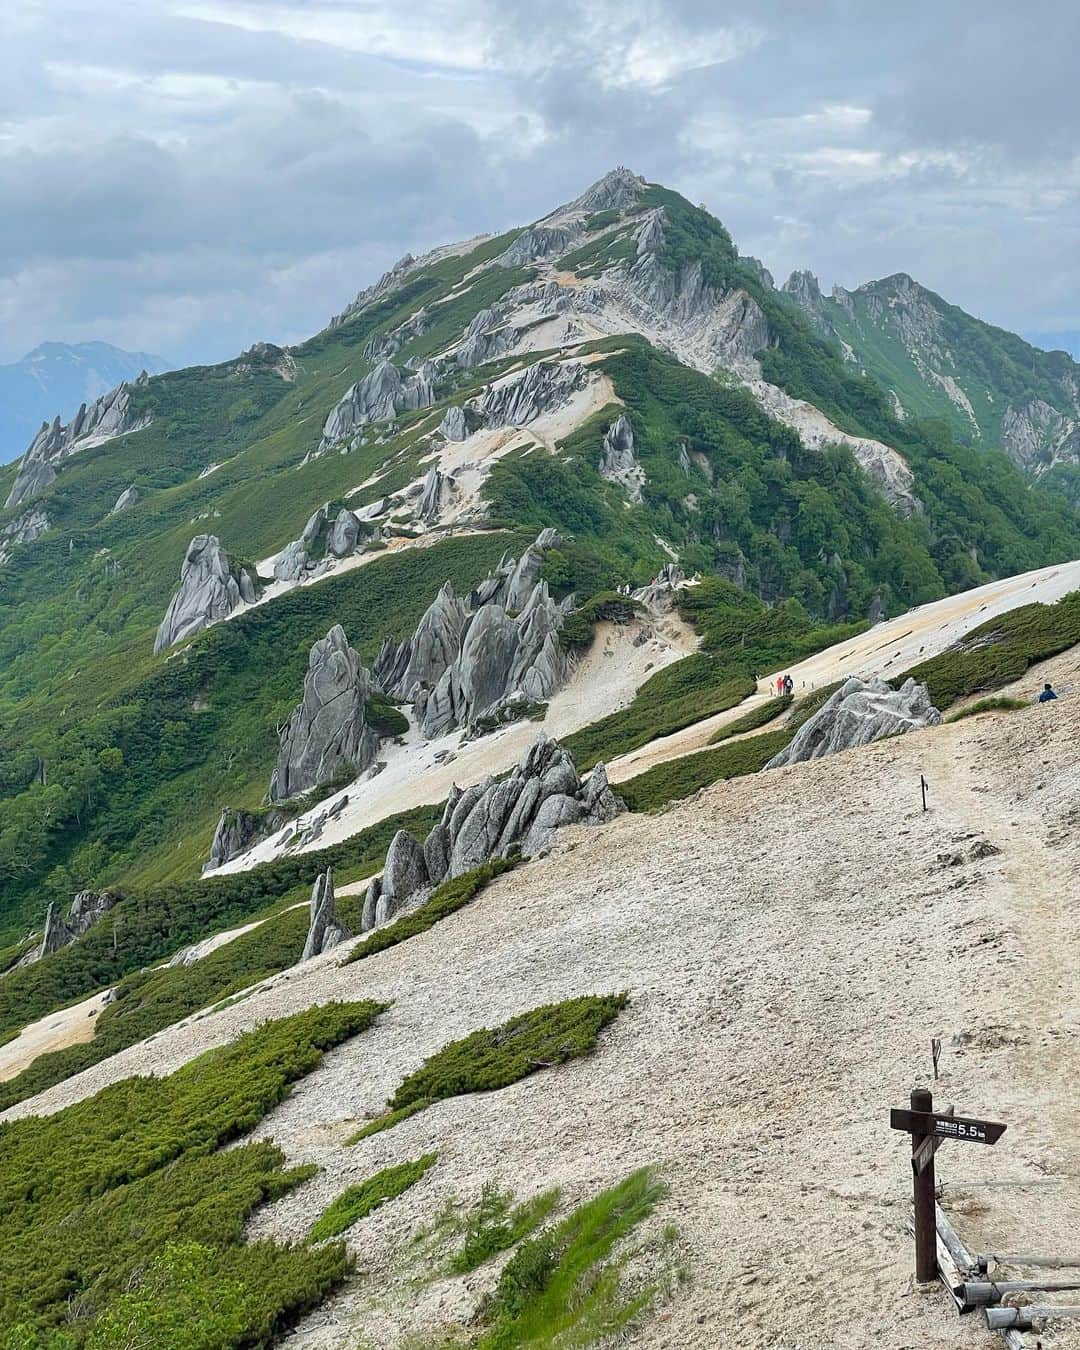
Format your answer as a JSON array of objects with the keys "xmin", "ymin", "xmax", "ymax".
[{"xmin": 1038, "ymin": 682, "xmax": 1058, "ymax": 703}]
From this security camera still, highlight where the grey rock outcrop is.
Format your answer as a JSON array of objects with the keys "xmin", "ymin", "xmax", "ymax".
[
  {"xmin": 269, "ymin": 624, "xmax": 380, "ymax": 801},
  {"xmin": 374, "ymin": 529, "xmax": 569, "ymax": 737},
  {"xmin": 764, "ymin": 676, "xmax": 941, "ymax": 770},
  {"xmin": 33, "ymin": 890, "xmax": 118, "ymax": 963},
  {"xmin": 1, "ymin": 505, "xmax": 50, "ymax": 558},
  {"xmin": 477, "ymin": 360, "xmax": 586, "ymax": 427},
  {"xmin": 599, "ymin": 414, "xmax": 645, "ymax": 502},
  {"xmin": 1001, "ymin": 398, "xmax": 1080, "ymax": 474},
  {"xmin": 273, "ymin": 504, "xmax": 372, "ymax": 583},
  {"xmin": 7, "ymin": 380, "xmax": 148, "ymax": 509},
  {"xmin": 300, "ymin": 868, "xmax": 352, "ymax": 960},
  {"xmin": 154, "ymin": 535, "xmax": 257, "ymax": 653},
  {"xmin": 568, "ymin": 166, "xmax": 645, "ymax": 213},
  {"xmin": 111, "ymin": 485, "xmax": 140, "ymax": 513},
  {"xmin": 496, "ymin": 226, "xmax": 573, "ymax": 268},
  {"xmin": 320, "ymin": 358, "xmax": 437, "ymax": 449},
  {"xmin": 417, "ymin": 465, "xmax": 454, "ymax": 522},
  {"xmin": 439, "ymin": 405, "xmax": 468, "ymax": 440},
  {"xmin": 456, "ymin": 307, "xmax": 518, "ymax": 368},
  {"xmin": 205, "ymin": 806, "xmax": 292, "ymax": 872},
  {"xmin": 356, "ymin": 734, "xmax": 623, "ymax": 930}
]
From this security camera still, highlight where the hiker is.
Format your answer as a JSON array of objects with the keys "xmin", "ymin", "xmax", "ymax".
[
  {"xmin": 783, "ymin": 674, "xmax": 794, "ymax": 696},
  {"xmin": 776, "ymin": 675, "xmax": 784, "ymax": 696},
  {"xmin": 1038, "ymin": 682, "xmax": 1058, "ymax": 703}
]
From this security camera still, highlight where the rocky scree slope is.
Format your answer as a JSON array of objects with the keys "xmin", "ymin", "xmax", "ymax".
[{"xmin": 0, "ymin": 168, "xmax": 1078, "ymax": 944}]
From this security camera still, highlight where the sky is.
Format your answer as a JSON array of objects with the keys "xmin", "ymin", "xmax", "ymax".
[{"xmin": 2, "ymin": 0, "xmax": 1079, "ymax": 368}]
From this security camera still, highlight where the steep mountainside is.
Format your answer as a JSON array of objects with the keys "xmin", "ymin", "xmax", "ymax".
[
  {"xmin": 0, "ymin": 341, "xmax": 169, "ymax": 464},
  {"xmin": 781, "ymin": 270, "xmax": 1080, "ymax": 495},
  {"xmin": 0, "ymin": 167, "xmax": 1078, "ymax": 948}
]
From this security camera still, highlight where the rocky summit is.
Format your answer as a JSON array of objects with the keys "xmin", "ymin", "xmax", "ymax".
[{"xmin": 0, "ymin": 164, "xmax": 1078, "ymax": 1350}]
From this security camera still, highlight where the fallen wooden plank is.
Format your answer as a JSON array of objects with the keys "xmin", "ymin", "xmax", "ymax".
[
  {"xmin": 986, "ymin": 1305, "xmax": 1080, "ymax": 1331},
  {"xmin": 936, "ymin": 1203, "xmax": 976, "ymax": 1274},
  {"xmin": 906, "ymin": 1214, "xmax": 967, "ymax": 1309},
  {"xmin": 962, "ymin": 1279, "xmax": 1080, "ymax": 1305},
  {"xmin": 979, "ymin": 1251, "xmax": 1080, "ymax": 1273}
]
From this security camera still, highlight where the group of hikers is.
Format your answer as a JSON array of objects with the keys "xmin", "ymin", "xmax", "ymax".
[{"xmin": 774, "ymin": 674, "xmax": 795, "ymax": 697}]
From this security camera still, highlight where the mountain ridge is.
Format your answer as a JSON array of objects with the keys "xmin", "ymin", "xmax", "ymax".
[{"xmin": 0, "ymin": 166, "xmax": 1077, "ymax": 946}]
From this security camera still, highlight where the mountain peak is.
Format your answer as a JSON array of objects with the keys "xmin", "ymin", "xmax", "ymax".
[{"xmin": 567, "ymin": 166, "xmax": 647, "ymax": 214}]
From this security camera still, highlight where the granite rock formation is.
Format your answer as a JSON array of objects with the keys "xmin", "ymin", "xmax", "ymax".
[
  {"xmin": 373, "ymin": 530, "xmax": 570, "ymax": 736},
  {"xmin": 300, "ymin": 868, "xmax": 352, "ymax": 960},
  {"xmin": 154, "ymin": 535, "xmax": 256, "ymax": 653},
  {"xmin": 598, "ymin": 414, "xmax": 644, "ymax": 502},
  {"xmin": 765, "ymin": 676, "xmax": 941, "ymax": 769},
  {"xmin": 269, "ymin": 624, "xmax": 380, "ymax": 801},
  {"xmin": 205, "ymin": 806, "xmax": 292, "ymax": 872},
  {"xmin": 357, "ymin": 734, "xmax": 623, "ymax": 929}
]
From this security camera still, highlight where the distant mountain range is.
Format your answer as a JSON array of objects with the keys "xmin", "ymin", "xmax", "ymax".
[{"xmin": 0, "ymin": 341, "xmax": 169, "ymax": 463}]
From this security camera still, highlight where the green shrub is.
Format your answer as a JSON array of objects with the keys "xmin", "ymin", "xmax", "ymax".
[
  {"xmin": 348, "ymin": 1099, "xmax": 431, "ymax": 1144},
  {"xmin": 447, "ymin": 1183, "xmax": 561, "ymax": 1275},
  {"xmin": 366, "ymin": 693, "xmax": 411, "ymax": 738},
  {"xmin": 618, "ymin": 728, "xmax": 792, "ymax": 813},
  {"xmin": 475, "ymin": 1166, "xmax": 668, "ymax": 1347},
  {"xmin": 946, "ymin": 696, "xmax": 1029, "ymax": 722},
  {"xmin": 898, "ymin": 592, "xmax": 1080, "ymax": 707},
  {"xmin": 707, "ymin": 694, "xmax": 792, "ymax": 744},
  {"xmin": 0, "ymin": 1002, "xmax": 383, "ymax": 1340},
  {"xmin": 357, "ymin": 995, "xmax": 627, "ymax": 1136},
  {"xmin": 343, "ymin": 857, "xmax": 518, "ymax": 965},
  {"xmin": 308, "ymin": 1155, "xmax": 437, "ymax": 1242}
]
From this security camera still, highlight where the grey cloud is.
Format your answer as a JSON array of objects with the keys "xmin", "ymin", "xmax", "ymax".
[{"xmin": 0, "ymin": 0, "xmax": 1077, "ymax": 366}]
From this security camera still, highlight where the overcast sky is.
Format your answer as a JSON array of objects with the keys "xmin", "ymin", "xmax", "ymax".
[{"xmin": 2, "ymin": 0, "xmax": 1078, "ymax": 367}]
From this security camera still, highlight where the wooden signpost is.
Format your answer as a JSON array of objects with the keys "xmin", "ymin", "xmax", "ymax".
[{"xmin": 890, "ymin": 1088, "xmax": 1006, "ymax": 1282}]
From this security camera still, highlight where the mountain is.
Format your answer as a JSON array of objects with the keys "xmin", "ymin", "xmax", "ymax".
[
  {"xmin": 1026, "ymin": 328, "xmax": 1080, "ymax": 361},
  {"xmin": 0, "ymin": 340, "xmax": 169, "ymax": 464},
  {"xmin": 0, "ymin": 166, "xmax": 1078, "ymax": 944},
  {"xmin": 780, "ymin": 270, "xmax": 1080, "ymax": 496},
  {"xmin": 0, "ymin": 167, "xmax": 1078, "ymax": 1347}
]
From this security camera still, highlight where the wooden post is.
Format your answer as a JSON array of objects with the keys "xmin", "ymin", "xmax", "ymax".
[
  {"xmin": 912, "ymin": 1087, "xmax": 937, "ymax": 1281},
  {"xmin": 920, "ymin": 775, "xmax": 928, "ymax": 812}
]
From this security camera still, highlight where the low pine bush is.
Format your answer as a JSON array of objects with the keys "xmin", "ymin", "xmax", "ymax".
[
  {"xmin": 354, "ymin": 995, "xmax": 627, "ymax": 1137},
  {"xmin": 707, "ymin": 694, "xmax": 792, "ymax": 744},
  {"xmin": 618, "ymin": 728, "xmax": 792, "ymax": 813},
  {"xmin": 447, "ymin": 1183, "xmax": 561, "ymax": 1275},
  {"xmin": 308, "ymin": 1155, "xmax": 437, "ymax": 1242},
  {"xmin": 946, "ymin": 696, "xmax": 1029, "ymax": 722},
  {"xmin": 0, "ymin": 1002, "xmax": 383, "ymax": 1342}
]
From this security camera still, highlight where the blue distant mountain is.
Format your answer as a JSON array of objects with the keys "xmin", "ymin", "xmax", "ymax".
[{"xmin": 0, "ymin": 341, "xmax": 170, "ymax": 464}]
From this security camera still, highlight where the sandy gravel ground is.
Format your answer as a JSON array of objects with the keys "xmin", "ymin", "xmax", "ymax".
[
  {"xmin": 0, "ymin": 990, "xmax": 109, "ymax": 1082},
  {"xmin": 10, "ymin": 661, "xmax": 1078, "ymax": 1350}
]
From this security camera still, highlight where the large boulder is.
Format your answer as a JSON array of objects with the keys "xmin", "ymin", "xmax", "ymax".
[
  {"xmin": 269, "ymin": 625, "xmax": 380, "ymax": 801},
  {"xmin": 356, "ymin": 734, "xmax": 623, "ymax": 930},
  {"xmin": 765, "ymin": 676, "xmax": 941, "ymax": 770},
  {"xmin": 477, "ymin": 360, "xmax": 586, "ymax": 427},
  {"xmin": 320, "ymin": 359, "xmax": 437, "ymax": 449},
  {"xmin": 598, "ymin": 414, "xmax": 644, "ymax": 503},
  {"xmin": 300, "ymin": 868, "xmax": 352, "ymax": 961},
  {"xmin": 154, "ymin": 535, "xmax": 256, "ymax": 653},
  {"xmin": 28, "ymin": 890, "xmax": 119, "ymax": 965},
  {"xmin": 204, "ymin": 806, "xmax": 292, "ymax": 872}
]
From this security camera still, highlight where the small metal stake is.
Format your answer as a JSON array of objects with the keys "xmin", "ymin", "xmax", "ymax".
[
  {"xmin": 920, "ymin": 775, "xmax": 929, "ymax": 812},
  {"xmin": 931, "ymin": 1037, "xmax": 942, "ymax": 1080}
]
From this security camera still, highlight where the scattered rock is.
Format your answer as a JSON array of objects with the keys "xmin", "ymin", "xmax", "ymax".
[
  {"xmin": 154, "ymin": 534, "xmax": 257, "ymax": 653},
  {"xmin": 269, "ymin": 625, "xmax": 381, "ymax": 801}
]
